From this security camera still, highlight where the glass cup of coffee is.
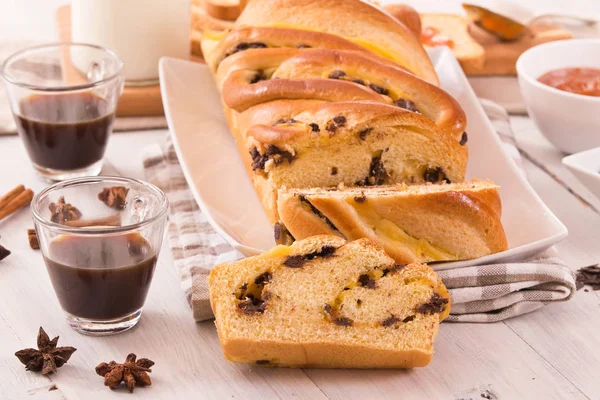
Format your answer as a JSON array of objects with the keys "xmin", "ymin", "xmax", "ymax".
[
  {"xmin": 31, "ymin": 176, "xmax": 168, "ymax": 335},
  {"xmin": 1, "ymin": 43, "xmax": 123, "ymax": 181}
]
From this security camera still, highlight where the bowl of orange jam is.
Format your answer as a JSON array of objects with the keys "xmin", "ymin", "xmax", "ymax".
[{"xmin": 517, "ymin": 39, "xmax": 600, "ymax": 154}]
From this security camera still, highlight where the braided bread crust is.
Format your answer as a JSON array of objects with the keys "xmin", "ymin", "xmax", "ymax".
[
  {"xmin": 234, "ymin": 0, "xmax": 438, "ymax": 84},
  {"xmin": 218, "ymin": 48, "xmax": 466, "ymax": 138},
  {"xmin": 277, "ymin": 182, "xmax": 508, "ymax": 263}
]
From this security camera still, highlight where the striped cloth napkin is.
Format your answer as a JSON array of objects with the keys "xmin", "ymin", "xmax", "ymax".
[{"xmin": 142, "ymin": 100, "xmax": 576, "ymax": 323}]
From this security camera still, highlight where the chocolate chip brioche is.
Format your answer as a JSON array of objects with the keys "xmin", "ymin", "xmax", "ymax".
[
  {"xmin": 208, "ymin": 235, "xmax": 451, "ymax": 368},
  {"xmin": 245, "ymin": 101, "xmax": 468, "ymax": 223},
  {"xmin": 276, "ymin": 181, "xmax": 508, "ymax": 264},
  {"xmin": 200, "ymin": 0, "xmax": 473, "ymax": 224},
  {"xmin": 203, "ymin": 0, "xmax": 438, "ymax": 84},
  {"xmin": 217, "ymin": 47, "xmax": 467, "ymax": 139}
]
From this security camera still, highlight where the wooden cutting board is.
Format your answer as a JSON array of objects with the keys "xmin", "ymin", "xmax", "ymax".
[
  {"xmin": 467, "ymin": 23, "xmax": 573, "ymax": 76},
  {"xmin": 56, "ymin": 5, "xmax": 165, "ymax": 117},
  {"xmin": 421, "ymin": 13, "xmax": 573, "ymax": 76}
]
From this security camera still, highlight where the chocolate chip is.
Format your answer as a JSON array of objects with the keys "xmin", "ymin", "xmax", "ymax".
[
  {"xmin": 223, "ymin": 42, "xmax": 268, "ymax": 59},
  {"xmin": 382, "ymin": 264, "xmax": 406, "ymax": 276},
  {"xmin": 283, "ymin": 246, "xmax": 337, "ymax": 268},
  {"xmin": 333, "ymin": 317, "xmax": 353, "ymax": 327},
  {"xmin": 354, "ymin": 195, "xmax": 366, "ymax": 203},
  {"xmin": 358, "ymin": 274, "xmax": 376, "ymax": 289},
  {"xmin": 328, "ymin": 70, "xmax": 346, "ymax": 79},
  {"xmin": 297, "ymin": 44, "xmax": 311, "ymax": 49},
  {"xmin": 381, "ymin": 314, "xmax": 401, "ymax": 327},
  {"xmin": 331, "ymin": 167, "xmax": 338, "ymax": 175},
  {"xmin": 356, "ymin": 299, "xmax": 362, "ymax": 306},
  {"xmin": 323, "ymin": 304, "xmax": 333, "ymax": 314},
  {"xmin": 309, "ymin": 123, "xmax": 320, "ymax": 132},
  {"xmin": 356, "ymin": 152, "xmax": 388, "ymax": 186},
  {"xmin": 254, "ymin": 272, "xmax": 272, "ymax": 285},
  {"xmin": 250, "ymin": 145, "xmax": 295, "ymax": 171},
  {"xmin": 575, "ymin": 265, "xmax": 600, "ymax": 291},
  {"xmin": 423, "ymin": 167, "xmax": 450, "ymax": 184},
  {"xmin": 369, "ymin": 83, "xmax": 389, "ymax": 96},
  {"xmin": 394, "ymin": 98, "xmax": 420, "ymax": 113},
  {"xmin": 325, "ymin": 121, "xmax": 337, "ymax": 133},
  {"xmin": 460, "ymin": 131, "xmax": 468, "ymax": 146},
  {"xmin": 415, "ymin": 293, "xmax": 449, "ymax": 315},
  {"xmin": 353, "ymin": 79, "xmax": 365, "ymax": 85},
  {"xmin": 237, "ymin": 42, "xmax": 267, "ymax": 51},
  {"xmin": 402, "ymin": 315, "xmax": 415, "ymax": 323},
  {"xmin": 238, "ymin": 296, "xmax": 267, "ymax": 314},
  {"xmin": 333, "ymin": 115, "xmax": 346, "ymax": 126},
  {"xmin": 255, "ymin": 360, "xmax": 270, "ymax": 365},
  {"xmin": 283, "ymin": 255, "xmax": 306, "ymax": 268},
  {"xmin": 358, "ymin": 128, "xmax": 373, "ymax": 141}
]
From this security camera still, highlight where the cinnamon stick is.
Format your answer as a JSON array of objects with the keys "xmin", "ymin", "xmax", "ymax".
[
  {"xmin": 0, "ymin": 185, "xmax": 25, "ymax": 211},
  {"xmin": 0, "ymin": 189, "xmax": 34, "ymax": 221},
  {"xmin": 63, "ymin": 214, "xmax": 121, "ymax": 228}
]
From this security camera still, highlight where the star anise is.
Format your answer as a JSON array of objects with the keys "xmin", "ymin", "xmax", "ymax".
[
  {"xmin": 0, "ymin": 244, "xmax": 10, "ymax": 260},
  {"xmin": 95, "ymin": 353, "xmax": 155, "ymax": 393},
  {"xmin": 14, "ymin": 327, "xmax": 77, "ymax": 375},
  {"xmin": 49, "ymin": 196, "xmax": 82, "ymax": 224},
  {"xmin": 98, "ymin": 186, "xmax": 130, "ymax": 210}
]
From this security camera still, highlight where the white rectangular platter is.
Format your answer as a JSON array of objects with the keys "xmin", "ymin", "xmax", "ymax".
[{"xmin": 159, "ymin": 47, "xmax": 567, "ymax": 270}]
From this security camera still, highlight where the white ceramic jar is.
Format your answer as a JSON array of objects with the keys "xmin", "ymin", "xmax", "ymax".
[{"xmin": 71, "ymin": 0, "xmax": 190, "ymax": 86}]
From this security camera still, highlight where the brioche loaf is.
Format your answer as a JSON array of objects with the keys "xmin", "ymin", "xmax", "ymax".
[
  {"xmin": 276, "ymin": 181, "xmax": 508, "ymax": 264},
  {"xmin": 208, "ymin": 235, "xmax": 451, "ymax": 368},
  {"xmin": 200, "ymin": 0, "xmax": 474, "ymax": 224}
]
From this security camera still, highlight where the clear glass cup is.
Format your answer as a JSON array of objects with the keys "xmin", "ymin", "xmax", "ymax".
[
  {"xmin": 1, "ymin": 43, "xmax": 124, "ymax": 181},
  {"xmin": 31, "ymin": 176, "xmax": 168, "ymax": 335}
]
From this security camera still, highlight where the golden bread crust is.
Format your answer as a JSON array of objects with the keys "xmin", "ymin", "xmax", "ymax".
[
  {"xmin": 234, "ymin": 0, "xmax": 438, "ymax": 84},
  {"xmin": 277, "ymin": 182, "xmax": 508, "ymax": 263},
  {"xmin": 383, "ymin": 4, "xmax": 422, "ymax": 38},
  {"xmin": 218, "ymin": 48, "xmax": 466, "ymax": 137}
]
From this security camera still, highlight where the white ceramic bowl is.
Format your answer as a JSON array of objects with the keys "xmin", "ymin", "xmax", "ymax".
[
  {"xmin": 516, "ymin": 39, "xmax": 600, "ymax": 154},
  {"xmin": 562, "ymin": 147, "xmax": 600, "ymax": 200}
]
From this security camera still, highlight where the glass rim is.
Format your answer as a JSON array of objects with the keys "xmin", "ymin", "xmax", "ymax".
[
  {"xmin": 31, "ymin": 176, "xmax": 169, "ymax": 236},
  {"xmin": 1, "ymin": 42, "xmax": 124, "ymax": 92}
]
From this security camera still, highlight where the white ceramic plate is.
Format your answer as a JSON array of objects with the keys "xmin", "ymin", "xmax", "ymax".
[
  {"xmin": 563, "ymin": 147, "xmax": 600, "ymax": 201},
  {"xmin": 159, "ymin": 47, "xmax": 567, "ymax": 270}
]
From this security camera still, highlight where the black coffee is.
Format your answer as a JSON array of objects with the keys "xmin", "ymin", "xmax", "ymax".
[
  {"xmin": 15, "ymin": 93, "xmax": 114, "ymax": 170},
  {"xmin": 44, "ymin": 233, "xmax": 157, "ymax": 320}
]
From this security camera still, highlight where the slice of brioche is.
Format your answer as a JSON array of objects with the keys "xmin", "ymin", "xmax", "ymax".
[
  {"xmin": 208, "ymin": 235, "xmax": 451, "ymax": 368},
  {"xmin": 420, "ymin": 14, "xmax": 485, "ymax": 73},
  {"xmin": 202, "ymin": 0, "xmax": 242, "ymax": 21},
  {"xmin": 276, "ymin": 181, "xmax": 508, "ymax": 264}
]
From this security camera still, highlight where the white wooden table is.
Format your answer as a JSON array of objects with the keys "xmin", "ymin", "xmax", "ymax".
[
  {"xmin": 0, "ymin": 108, "xmax": 599, "ymax": 400},
  {"xmin": 2, "ymin": 1, "xmax": 600, "ymax": 399}
]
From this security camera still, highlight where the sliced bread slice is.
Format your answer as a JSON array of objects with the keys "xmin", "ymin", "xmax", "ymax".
[
  {"xmin": 208, "ymin": 235, "xmax": 451, "ymax": 368},
  {"xmin": 276, "ymin": 181, "xmax": 508, "ymax": 263}
]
